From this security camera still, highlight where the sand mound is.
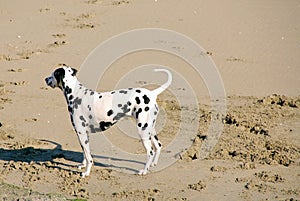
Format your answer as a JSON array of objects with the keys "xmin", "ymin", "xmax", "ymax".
[{"xmin": 182, "ymin": 96, "xmax": 300, "ymax": 167}]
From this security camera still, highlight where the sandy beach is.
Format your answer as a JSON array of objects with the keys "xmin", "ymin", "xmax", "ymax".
[{"xmin": 0, "ymin": 0, "xmax": 299, "ymax": 200}]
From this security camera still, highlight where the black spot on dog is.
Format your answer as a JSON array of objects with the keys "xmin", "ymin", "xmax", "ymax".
[
  {"xmin": 158, "ymin": 143, "xmax": 162, "ymax": 147},
  {"xmin": 113, "ymin": 113, "xmax": 125, "ymax": 121},
  {"xmin": 71, "ymin": 68, "xmax": 78, "ymax": 76},
  {"xmin": 89, "ymin": 125, "xmax": 96, "ymax": 133},
  {"xmin": 87, "ymin": 105, "xmax": 91, "ymax": 111},
  {"xmin": 89, "ymin": 114, "xmax": 93, "ymax": 119},
  {"xmin": 127, "ymin": 101, "xmax": 131, "ymax": 106},
  {"xmin": 155, "ymin": 104, "xmax": 158, "ymax": 111},
  {"xmin": 73, "ymin": 97, "xmax": 82, "ymax": 109},
  {"xmin": 138, "ymin": 123, "xmax": 142, "ymax": 127},
  {"xmin": 79, "ymin": 116, "xmax": 86, "ymax": 122},
  {"xmin": 150, "ymin": 150, "xmax": 154, "ymax": 156},
  {"xmin": 135, "ymin": 108, "xmax": 142, "ymax": 119},
  {"xmin": 132, "ymin": 108, "xmax": 136, "ymax": 116},
  {"xmin": 99, "ymin": 121, "xmax": 114, "ymax": 131},
  {"xmin": 154, "ymin": 111, "xmax": 157, "ymax": 116},
  {"xmin": 90, "ymin": 91, "xmax": 94, "ymax": 95},
  {"xmin": 65, "ymin": 86, "xmax": 72, "ymax": 94},
  {"xmin": 153, "ymin": 119, "xmax": 156, "ymax": 124},
  {"xmin": 82, "ymin": 122, "xmax": 86, "ymax": 127},
  {"xmin": 85, "ymin": 139, "xmax": 88, "ymax": 144},
  {"xmin": 69, "ymin": 95, "xmax": 73, "ymax": 100},
  {"xmin": 111, "ymin": 91, "xmax": 115, "ymax": 94},
  {"xmin": 68, "ymin": 106, "xmax": 73, "ymax": 113},
  {"xmin": 99, "ymin": 95, "xmax": 102, "ymax": 99},
  {"xmin": 135, "ymin": 97, "xmax": 141, "ymax": 104},
  {"xmin": 74, "ymin": 97, "xmax": 82, "ymax": 104},
  {"xmin": 107, "ymin": 109, "xmax": 114, "ymax": 116},
  {"xmin": 145, "ymin": 106, "xmax": 149, "ymax": 111},
  {"xmin": 143, "ymin": 95, "xmax": 150, "ymax": 104},
  {"xmin": 128, "ymin": 88, "xmax": 133, "ymax": 90},
  {"xmin": 136, "ymin": 89, "xmax": 141, "ymax": 93},
  {"xmin": 154, "ymin": 135, "xmax": 159, "ymax": 141},
  {"xmin": 118, "ymin": 104, "xmax": 122, "ymax": 107},
  {"xmin": 142, "ymin": 123, "xmax": 148, "ymax": 131},
  {"xmin": 121, "ymin": 104, "xmax": 130, "ymax": 113},
  {"xmin": 119, "ymin": 90, "xmax": 127, "ymax": 94}
]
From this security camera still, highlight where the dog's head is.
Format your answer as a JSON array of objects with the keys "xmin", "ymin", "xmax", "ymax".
[{"xmin": 45, "ymin": 65, "xmax": 78, "ymax": 89}]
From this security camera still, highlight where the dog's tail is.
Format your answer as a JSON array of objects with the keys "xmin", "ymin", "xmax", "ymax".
[{"xmin": 152, "ymin": 69, "xmax": 172, "ymax": 95}]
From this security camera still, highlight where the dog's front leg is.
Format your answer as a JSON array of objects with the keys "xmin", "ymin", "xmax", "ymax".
[{"xmin": 77, "ymin": 132, "xmax": 93, "ymax": 178}]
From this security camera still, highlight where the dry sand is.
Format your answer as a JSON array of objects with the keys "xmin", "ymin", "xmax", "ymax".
[{"xmin": 0, "ymin": 0, "xmax": 299, "ymax": 200}]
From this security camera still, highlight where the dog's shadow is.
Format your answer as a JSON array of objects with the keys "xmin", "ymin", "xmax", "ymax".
[{"xmin": 0, "ymin": 140, "xmax": 142, "ymax": 174}]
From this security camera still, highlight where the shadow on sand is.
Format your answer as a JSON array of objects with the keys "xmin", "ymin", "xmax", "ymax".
[{"xmin": 0, "ymin": 140, "xmax": 142, "ymax": 174}]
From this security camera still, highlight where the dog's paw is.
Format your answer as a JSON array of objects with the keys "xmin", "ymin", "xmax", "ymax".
[
  {"xmin": 138, "ymin": 169, "xmax": 148, "ymax": 175},
  {"xmin": 77, "ymin": 163, "xmax": 86, "ymax": 170},
  {"xmin": 80, "ymin": 171, "xmax": 89, "ymax": 178}
]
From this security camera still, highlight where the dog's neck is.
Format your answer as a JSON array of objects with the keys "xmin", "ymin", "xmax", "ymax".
[{"xmin": 62, "ymin": 77, "xmax": 83, "ymax": 104}]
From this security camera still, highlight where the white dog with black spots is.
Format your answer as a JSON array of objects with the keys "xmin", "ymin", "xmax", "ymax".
[{"xmin": 45, "ymin": 65, "xmax": 172, "ymax": 177}]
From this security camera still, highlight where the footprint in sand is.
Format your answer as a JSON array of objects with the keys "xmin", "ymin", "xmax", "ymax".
[
  {"xmin": 63, "ymin": 13, "xmax": 97, "ymax": 29},
  {"xmin": 7, "ymin": 68, "xmax": 27, "ymax": 73},
  {"xmin": 112, "ymin": 0, "xmax": 130, "ymax": 5},
  {"xmin": 0, "ymin": 54, "xmax": 13, "ymax": 61},
  {"xmin": 40, "ymin": 87, "xmax": 49, "ymax": 90},
  {"xmin": 52, "ymin": 33, "xmax": 66, "ymax": 38},
  {"xmin": 48, "ymin": 40, "xmax": 68, "ymax": 48},
  {"xmin": 24, "ymin": 118, "xmax": 38, "ymax": 122},
  {"xmin": 9, "ymin": 81, "xmax": 29, "ymax": 86}
]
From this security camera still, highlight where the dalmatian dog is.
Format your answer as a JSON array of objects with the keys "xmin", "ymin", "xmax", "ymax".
[{"xmin": 45, "ymin": 65, "xmax": 172, "ymax": 177}]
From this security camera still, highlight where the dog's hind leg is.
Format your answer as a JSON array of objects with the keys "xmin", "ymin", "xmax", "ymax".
[
  {"xmin": 136, "ymin": 117, "xmax": 157, "ymax": 175},
  {"xmin": 138, "ymin": 137, "xmax": 155, "ymax": 175},
  {"xmin": 150, "ymin": 130, "xmax": 162, "ymax": 167}
]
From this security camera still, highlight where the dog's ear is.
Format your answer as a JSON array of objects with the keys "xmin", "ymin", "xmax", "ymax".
[
  {"xmin": 71, "ymin": 68, "xmax": 78, "ymax": 76},
  {"xmin": 54, "ymin": 68, "xmax": 65, "ymax": 87}
]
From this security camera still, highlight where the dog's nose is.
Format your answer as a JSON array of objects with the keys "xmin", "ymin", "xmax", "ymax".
[{"xmin": 45, "ymin": 77, "xmax": 50, "ymax": 85}]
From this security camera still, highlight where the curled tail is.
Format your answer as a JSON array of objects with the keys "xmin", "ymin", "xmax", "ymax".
[{"xmin": 152, "ymin": 69, "xmax": 172, "ymax": 95}]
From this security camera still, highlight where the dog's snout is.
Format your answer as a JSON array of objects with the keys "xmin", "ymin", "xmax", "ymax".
[{"xmin": 45, "ymin": 77, "xmax": 52, "ymax": 86}]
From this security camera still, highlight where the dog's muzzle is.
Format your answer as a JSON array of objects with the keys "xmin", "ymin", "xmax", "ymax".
[{"xmin": 45, "ymin": 77, "xmax": 54, "ymax": 88}]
